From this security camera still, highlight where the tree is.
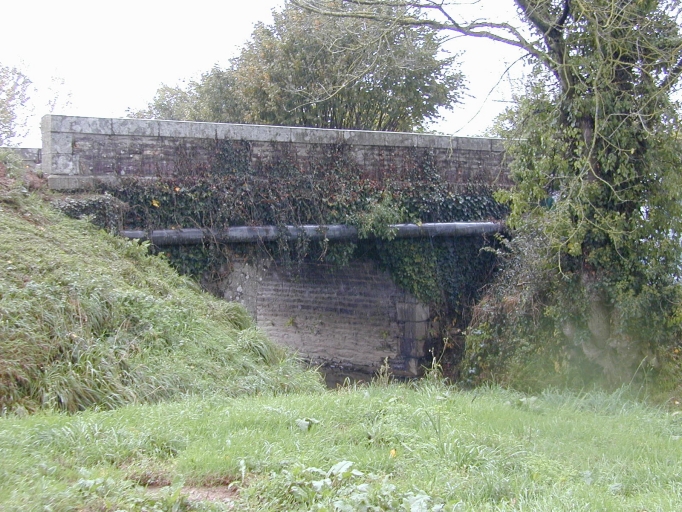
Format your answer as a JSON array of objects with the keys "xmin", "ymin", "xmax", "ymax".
[
  {"xmin": 128, "ymin": 67, "xmax": 245, "ymax": 123},
  {"xmin": 131, "ymin": 1, "xmax": 463, "ymax": 131},
  {"xmin": 294, "ymin": 0, "xmax": 682, "ymax": 382},
  {"xmin": 0, "ymin": 64, "xmax": 31, "ymax": 146},
  {"xmin": 232, "ymin": 2, "xmax": 462, "ymax": 130}
]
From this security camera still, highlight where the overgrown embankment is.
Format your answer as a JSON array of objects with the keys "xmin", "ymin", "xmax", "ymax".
[{"xmin": 0, "ymin": 153, "xmax": 321, "ymax": 413}]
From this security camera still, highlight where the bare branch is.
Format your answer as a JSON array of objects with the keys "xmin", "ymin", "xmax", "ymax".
[{"xmin": 292, "ymin": 0, "xmax": 548, "ymax": 64}]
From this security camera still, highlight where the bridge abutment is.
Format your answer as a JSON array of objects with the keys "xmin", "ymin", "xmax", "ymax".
[{"xmin": 204, "ymin": 257, "xmax": 432, "ymax": 376}]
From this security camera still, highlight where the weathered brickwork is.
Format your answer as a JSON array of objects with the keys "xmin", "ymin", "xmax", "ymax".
[
  {"xmin": 42, "ymin": 115, "xmax": 511, "ymax": 190},
  {"xmin": 205, "ymin": 259, "xmax": 430, "ymax": 375}
]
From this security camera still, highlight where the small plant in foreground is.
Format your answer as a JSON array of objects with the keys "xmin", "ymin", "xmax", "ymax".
[{"xmin": 244, "ymin": 460, "xmax": 443, "ymax": 511}]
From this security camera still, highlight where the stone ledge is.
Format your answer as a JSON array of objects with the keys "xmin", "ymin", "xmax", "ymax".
[{"xmin": 42, "ymin": 114, "xmax": 504, "ymax": 151}]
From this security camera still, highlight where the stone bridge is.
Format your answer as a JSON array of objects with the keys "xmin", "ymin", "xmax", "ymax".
[{"xmin": 35, "ymin": 115, "xmax": 510, "ymax": 379}]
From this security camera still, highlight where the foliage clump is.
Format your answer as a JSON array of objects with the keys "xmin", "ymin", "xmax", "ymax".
[
  {"xmin": 463, "ymin": 0, "xmax": 682, "ymax": 388},
  {"xmin": 0, "ymin": 63, "xmax": 31, "ymax": 146},
  {"xmin": 0, "ymin": 154, "xmax": 321, "ymax": 414}
]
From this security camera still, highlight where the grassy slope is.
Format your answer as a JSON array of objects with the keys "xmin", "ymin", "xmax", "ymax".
[{"xmin": 0, "ymin": 157, "xmax": 321, "ymax": 412}]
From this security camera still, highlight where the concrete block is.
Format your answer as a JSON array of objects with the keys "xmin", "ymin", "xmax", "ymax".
[
  {"xmin": 412, "ymin": 133, "xmax": 441, "ymax": 149},
  {"xmin": 49, "ymin": 133, "xmax": 74, "ymax": 154},
  {"xmin": 158, "ymin": 120, "xmax": 195, "ymax": 138},
  {"xmin": 404, "ymin": 357, "xmax": 420, "ymax": 376},
  {"xmin": 396, "ymin": 299, "xmax": 429, "ymax": 323},
  {"xmin": 414, "ymin": 303, "xmax": 429, "ymax": 322},
  {"xmin": 237, "ymin": 124, "xmax": 291, "ymax": 143},
  {"xmin": 48, "ymin": 154, "xmax": 77, "ymax": 175},
  {"xmin": 389, "ymin": 356, "xmax": 420, "ymax": 376},
  {"xmin": 491, "ymin": 138, "xmax": 506, "ymax": 152},
  {"xmin": 343, "ymin": 130, "xmax": 376, "ymax": 146},
  {"xmin": 41, "ymin": 114, "xmax": 54, "ymax": 135},
  {"xmin": 215, "ymin": 123, "xmax": 242, "ymax": 140},
  {"xmin": 458, "ymin": 137, "xmax": 492, "ymax": 151},
  {"xmin": 403, "ymin": 322, "xmax": 416, "ymax": 342},
  {"xmin": 267, "ymin": 126, "xmax": 293, "ymax": 143},
  {"xmin": 47, "ymin": 175, "xmax": 94, "ymax": 190},
  {"xmin": 385, "ymin": 131, "xmax": 417, "ymax": 147},
  {"xmin": 404, "ymin": 321, "xmax": 429, "ymax": 343},
  {"xmin": 400, "ymin": 337, "xmax": 426, "ymax": 359},
  {"xmin": 190, "ymin": 122, "xmax": 218, "ymax": 139},
  {"xmin": 399, "ymin": 299, "xmax": 415, "ymax": 320},
  {"xmin": 46, "ymin": 116, "xmax": 113, "ymax": 135},
  {"xmin": 396, "ymin": 301, "xmax": 410, "ymax": 323},
  {"xmin": 112, "ymin": 118, "xmax": 161, "ymax": 137},
  {"xmin": 364, "ymin": 130, "xmax": 425, "ymax": 148},
  {"xmin": 414, "ymin": 321, "xmax": 428, "ymax": 340},
  {"xmin": 231, "ymin": 124, "xmax": 267, "ymax": 141},
  {"xmin": 432, "ymin": 136, "xmax": 458, "ymax": 151},
  {"xmin": 41, "ymin": 151, "xmax": 54, "ymax": 175},
  {"xmin": 341, "ymin": 130, "xmax": 354, "ymax": 144},
  {"xmin": 293, "ymin": 127, "xmax": 341, "ymax": 145}
]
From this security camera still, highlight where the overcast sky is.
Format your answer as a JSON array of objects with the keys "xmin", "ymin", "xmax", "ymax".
[{"xmin": 1, "ymin": 0, "xmax": 526, "ymax": 147}]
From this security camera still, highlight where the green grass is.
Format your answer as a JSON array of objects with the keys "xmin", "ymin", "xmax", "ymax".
[
  {"xmin": 0, "ymin": 155, "xmax": 321, "ymax": 413},
  {"xmin": 1, "ymin": 381, "xmax": 681, "ymax": 510}
]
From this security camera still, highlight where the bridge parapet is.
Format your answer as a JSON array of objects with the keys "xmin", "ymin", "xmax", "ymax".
[{"xmin": 41, "ymin": 115, "xmax": 511, "ymax": 191}]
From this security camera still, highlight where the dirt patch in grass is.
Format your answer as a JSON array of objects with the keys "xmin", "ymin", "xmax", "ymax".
[
  {"xmin": 184, "ymin": 486, "xmax": 238, "ymax": 505},
  {"xmin": 146, "ymin": 484, "xmax": 238, "ymax": 507}
]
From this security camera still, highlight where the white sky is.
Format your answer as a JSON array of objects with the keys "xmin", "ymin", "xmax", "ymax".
[{"xmin": 1, "ymin": 0, "xmax": 527, "ymax": 147}]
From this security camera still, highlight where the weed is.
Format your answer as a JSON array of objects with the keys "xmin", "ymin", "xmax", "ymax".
[{"xmin": 373, "ymin": 357, "xmax": 393, "ymax": 387}]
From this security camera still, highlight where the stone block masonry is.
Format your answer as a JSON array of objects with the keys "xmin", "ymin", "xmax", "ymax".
[{"xmin": 42, "ymin": 115, "xmax": 511, "ymax": 190}]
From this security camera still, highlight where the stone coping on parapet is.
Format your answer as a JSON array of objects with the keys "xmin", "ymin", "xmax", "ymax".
[{"xmin": 41, "ymin": 114, "xmax": 506, "ymax": 153}]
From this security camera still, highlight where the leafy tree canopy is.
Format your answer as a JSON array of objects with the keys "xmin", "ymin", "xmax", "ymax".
[
  {"xmin": 130, "ymin": 1, "xmax": 463, "ymax": 131},
  {"xmin": 494, "ymin": 1, "xmax": 682, "ymax": 382},
  {"xmin": 0, "ymin": 64, "xmax": 31, "ymax": 146}
]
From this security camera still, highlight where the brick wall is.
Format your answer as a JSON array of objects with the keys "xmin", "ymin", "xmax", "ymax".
[
  {"xmin": 204, "ymin": 258, "xmax": 431, "ymax": 376},
  {"xmin": 41, "ymin": 115, "xmax": 511, "ymax": 190}
]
